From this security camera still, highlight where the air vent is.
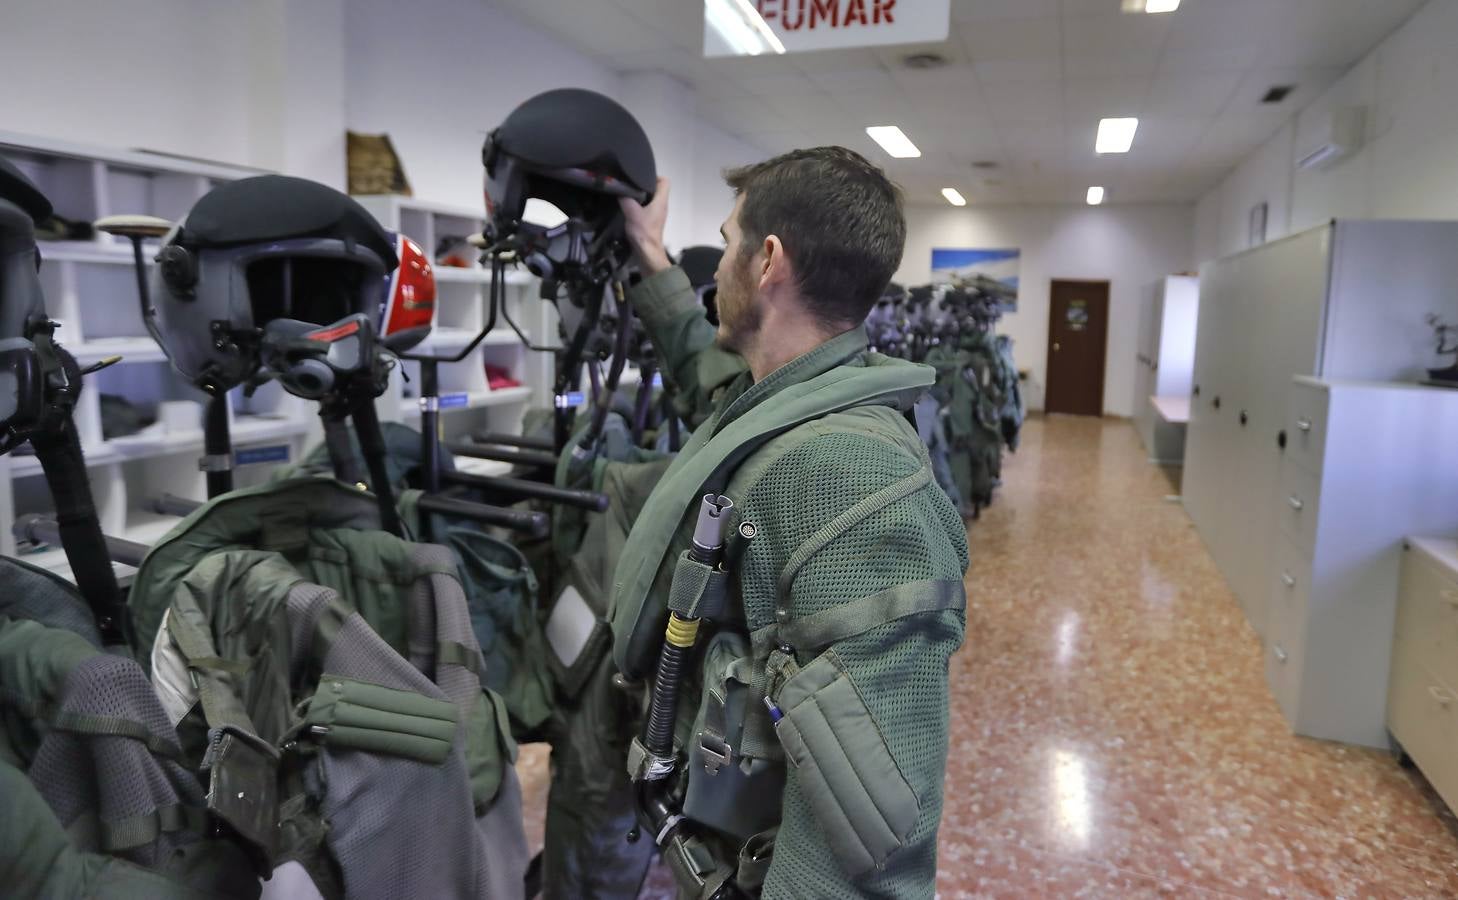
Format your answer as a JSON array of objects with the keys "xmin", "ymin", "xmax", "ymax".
[
  {"xmin": 971, "ymin": 160, "xmax": 1001, "ymax": 170},
  {"xmin": 1262, "ymin": 85, "xmax": 1296, "ymax": 104},
  {"xmin": 902, "ymin": 52, "xmax": 948, "ymax": 70}
]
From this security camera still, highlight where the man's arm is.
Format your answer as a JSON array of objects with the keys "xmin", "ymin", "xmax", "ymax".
[
  {"xmin": 626, "ymin": 267, "xmax": 746, "ymax": 426},
  {"xmin": 619, "ymin": 177, "xmax": 747, "ymax": 425}
]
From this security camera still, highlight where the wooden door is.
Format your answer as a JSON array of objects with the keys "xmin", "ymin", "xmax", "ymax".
[{"xmin": 1046, "ymin": 280, "xmax": 1110, "ymax": 416}]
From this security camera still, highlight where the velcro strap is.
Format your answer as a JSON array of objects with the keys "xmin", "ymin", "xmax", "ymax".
[
  {"xmin": 304, "ymin": 675, "xmax": 458, "ymax": 764},
  {"xmin": 667, "ymin": 552, "xmax": 729, "ymax": 620}
]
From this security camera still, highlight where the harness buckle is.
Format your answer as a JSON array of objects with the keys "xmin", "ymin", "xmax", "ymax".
[{"xmin": 698, "ymin": 730, "xmax": 732, "ymax": 775}]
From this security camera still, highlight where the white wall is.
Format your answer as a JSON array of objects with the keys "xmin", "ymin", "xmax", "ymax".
[
  {"xmin": 0, "ymin": 1, "xmax": 253, "ymax": 158},
  {"xmin": 898, "ymin": 204, "xmax": 1194, "ymax": 416},
  {"xmin": 1195, "ymin": 0, "xmax": 1458, "ymax": 266},
  {"xmin": 344, "ymin": 0, "xmax": 622, "ymax": 209}
]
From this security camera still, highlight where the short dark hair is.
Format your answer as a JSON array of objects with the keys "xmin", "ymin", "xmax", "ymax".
[{"xmin": 724, "ymin": 147, "xmax": 905, "ymax": 331}]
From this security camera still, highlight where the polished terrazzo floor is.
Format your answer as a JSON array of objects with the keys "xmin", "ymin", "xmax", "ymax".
[{"xmin": 518, "ymin": 414, "xmax": 1458, "ymax": 898}]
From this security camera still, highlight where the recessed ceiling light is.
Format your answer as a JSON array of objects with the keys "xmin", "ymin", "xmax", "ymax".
[
  {"xmin": 941, "ymin": 188, "xmax": 967, "ymax": 207},
  {"xmin": 1087, "ymin": 186, "xmax": 1106, "ymax": 206},
  {"xmin": 866, "ymin": 126, "xmax": 922, "ymax": 159},
  {"xmin": 1095, "ymin": 117, "xmax": 1139, "ymax": 154},
  {"xmin": 1120, "ymin": 0, "xmax": 1179, "ymax": 11}
]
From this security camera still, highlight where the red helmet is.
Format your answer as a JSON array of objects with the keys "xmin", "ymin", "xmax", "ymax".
[{"xmin": 378, "ymin": 231, "xmax": 436, "ymax": 351}]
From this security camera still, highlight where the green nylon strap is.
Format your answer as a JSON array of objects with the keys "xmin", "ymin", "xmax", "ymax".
[
  {"xmin": 436, "ymin": 640, "xmax": 486, "ymax": 677},
  {"xmin": 667, "ymin": 553, "xmax": 729, "ymax": 619},
  {"xmin": 99, "ymin": 802, "xmax": 209, "ymax": 852},
  {"xmin": 753, "ymin": 579, "xmax": 966, "ymax": 658},
  {"xmin": 48, "ymin": 710, "xmax": 183, "ymax": 761},
  {"xmin": 184, "ymin": 655, "xmax": 255, "ymax": 676},
  {"xmin": 776, "ymin": 466, "xmax": 934, "ymax": 604}
]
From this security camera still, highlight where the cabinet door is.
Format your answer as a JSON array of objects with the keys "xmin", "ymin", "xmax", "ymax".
[{"xmin": 1182, "ymin": 265, "xmax": 1225, "ymax": 545}]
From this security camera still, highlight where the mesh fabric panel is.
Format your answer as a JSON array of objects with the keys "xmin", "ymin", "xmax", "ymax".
[
  {"xmin": 736, "ymin": 431, "xmax": 968, "ymax": 899},
  {"xmin": 0, "ymin": 558, "xmax": 103, "ymax": 646},
  {"xmin": 29, "ymin": 652, "xmax": 205, "ymax": 867}
]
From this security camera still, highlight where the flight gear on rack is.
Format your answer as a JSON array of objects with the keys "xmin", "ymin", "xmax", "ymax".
[
  {"xmin": 129, "ymin": 476, "xmax": 529, "ymax": 899},
  {"xmin": 611, "ymin": 266, "xmax": 969, "ymax": 898}
]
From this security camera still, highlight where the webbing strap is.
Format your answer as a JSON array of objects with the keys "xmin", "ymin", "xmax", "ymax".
[
  {"xmin": 776, "ymin": 466, "xmax": 933, "ymax": 603},
  {"xmin": 752, "ymin": 579, "xmax": 965, "ymax": 657},
  {"xmin": 99, "ymin": 802, "xmax": 209, "ymax": 852},
  {"xmin": 437, "ymin": 640, "xmax": 485, "ymax": 678},
  {"xmin": 667, "ymin": 552, "xmax": 729, "ymax": 620},
  {"xmin": 48, "ymin": 710, "xmax": 183, "ymax": 760}
]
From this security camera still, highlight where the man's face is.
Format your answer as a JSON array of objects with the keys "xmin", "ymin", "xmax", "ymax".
[{"xmin": 714, "ymin": 195, "xmax": 761, "ymax": 352}]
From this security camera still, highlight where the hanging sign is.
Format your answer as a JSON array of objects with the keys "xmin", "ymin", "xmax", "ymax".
[{"xmin": 704, "ymin": 0, "xmax": 950, "ymax": 57}]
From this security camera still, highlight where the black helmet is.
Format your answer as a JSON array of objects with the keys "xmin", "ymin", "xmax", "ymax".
[
  {"xmin": 150, "ymin": 175, "xmax": 398, "ymax": 397},
  {"xmin": 0, "ymin": 156, "xmax": 56, "ymax": 451},
  {"xmin": 482, "ymin": 88, "xmax": 655, "ymax": 284},
  {"xmin": 677, "ymin": 245, "xmax": 723, "ymax": 325}
]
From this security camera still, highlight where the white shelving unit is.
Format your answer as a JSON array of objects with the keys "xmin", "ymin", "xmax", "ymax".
[
  {"xmin": 0, "ymin": 138, "xmax": 562, "ymax": 583},
  {"xmin": 0, "ymin": 132, "xmax": 294, "ymax": 573}
]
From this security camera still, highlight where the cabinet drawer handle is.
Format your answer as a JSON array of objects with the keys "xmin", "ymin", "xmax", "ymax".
[
  {"xmin": 1282, "ymin": 572, "xmax": 1296, "ymax": 588},
  {"xmin": 1429, "ymin": 685, "xmax": 1454, "ymax": 706},
  {"xmin": 1287, "ymin": 495, "xmax": 1304, "ymax": 511},
  {"xmin": 1296, "ymin": 417, "xmax": 1312, "ymax": 432},
  {"xmin": 1442, "ymin": 589, "xmax": 1458, "ymax": 607},
  {"xmin": 1273, "ymin": 645, "xmax": 1288, "ymax": 664}
]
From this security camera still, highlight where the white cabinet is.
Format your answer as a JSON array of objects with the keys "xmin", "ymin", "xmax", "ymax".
[
  {"xmin": 1389, "ymin": 537, "xmax": 1458, "ymax": 812},
  {"xmin": 1183, "ymin": 221, "xmax": 1458, "ymax": 638},
  {"xmin": 1264, "ymin": 379, "xmax": 1458, "ymax": 748},
  {"xmin": 1133, "ymin": 275, "xmax": 1198, "ymax": 463}
]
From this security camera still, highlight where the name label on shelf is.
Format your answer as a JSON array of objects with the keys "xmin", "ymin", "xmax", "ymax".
[
  {"xmin": 236, "ymin": 445, "xmax": 290, "ymax": 466},
  {"xmin": 440, "ymin": 392, "xmax": 469, "ymax": 409}
]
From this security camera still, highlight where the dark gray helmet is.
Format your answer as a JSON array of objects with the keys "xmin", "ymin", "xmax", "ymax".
[
  {"xmin": 150, "ymin": 175, "xmax": 398, "ymax": 394},
  {"xmin": 482, "ymin": 88, "xmax": 655, "ymax": 284}
]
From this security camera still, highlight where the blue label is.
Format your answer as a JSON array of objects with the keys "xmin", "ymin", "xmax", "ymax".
[
  {"xmin": 554, "ymin": 391, "xmax": 586, "ymax": 409},
  {"xmin": 236, "ymin": 445, "xmax": 290, "ymax": 466},
  {"xmin": 440, "ymin": 392, "xmax": 469, "ymax": 409},
  {"xmin": 651, "ymin": 372, "xmax": 663, "ymax": 388}
]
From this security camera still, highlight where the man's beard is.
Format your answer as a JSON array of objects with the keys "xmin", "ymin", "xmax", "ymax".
[{"xmin": 713, "ymin": 256, "xmax": 761, "ymax": 352}]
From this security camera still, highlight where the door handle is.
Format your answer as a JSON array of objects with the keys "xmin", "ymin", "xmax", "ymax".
[
  {"xmin": 1282, "ymin": 572, "xmax": 1296, "ymax": 588},
  {"xmin": 1288, "ymin": 495, "xmax": 1304, "ymax": 511},
  {"xmin": 1273, "ymin": 644, "xmax": 1288, "ymax": 664},
  {"xmin": 1429, "ymin": 685, "xmax": 1454, "ymax": 706},
  {"xmin": 1296, "ymin": 417, "xmax": 1312, "ymax": 432},
  {"xmin": 1053, "ymin": 342, "xmax": 1061, "ymax": 352}
]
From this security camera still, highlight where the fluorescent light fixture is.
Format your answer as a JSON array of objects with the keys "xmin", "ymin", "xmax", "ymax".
[
  {"xmin": 1095, "ymin": 117, "xmax": 1139, "ymax": 154},
  {"xmin": 705, "ymin": 0, "xmax": 785, "ymax": 57},
  {"xmin": 941, "ymin": 188, "xmax": 967, "ymax": 207},
  {"xmin": 865, "ymin": 125, "xmax": 921, "ymax": 159},
  {"xmin": 1121, "ymin": 0, "xmax": 1180, "ymax": 11},
  {"xmin": 1086, "ymin": 186, "xmax": 1106, "ymax": 205}
]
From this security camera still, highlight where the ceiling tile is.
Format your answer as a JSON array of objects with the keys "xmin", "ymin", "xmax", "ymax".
[
  {"xmin": 1143, "ymin": 71, "xmax": 1244, "ymax": 117},
  {"xmin": 973, "ymin": 58, "xmax": 1061, "ymax": 84},
  {"xmin": 952, "ymin": 0, "xmax": 1059, "ymax": 24},
  {"xmin": 957, "ymin": 18, "xmax": 1060, "ymax": 62}
]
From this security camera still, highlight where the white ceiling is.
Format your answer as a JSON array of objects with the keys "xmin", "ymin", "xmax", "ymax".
[{"xmin": 490, "ymin": 0, "xmax": 1428, "ymax": 206}]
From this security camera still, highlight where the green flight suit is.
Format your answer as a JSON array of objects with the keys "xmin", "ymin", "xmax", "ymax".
[{"xmin": 611, "ymin": 268, "xmax": 970, "ymax": 899}]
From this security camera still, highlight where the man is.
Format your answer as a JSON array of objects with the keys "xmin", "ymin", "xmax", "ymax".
[{"xmin": 610, "ymin": 147, "xmax": 969, "ymax": 898}]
